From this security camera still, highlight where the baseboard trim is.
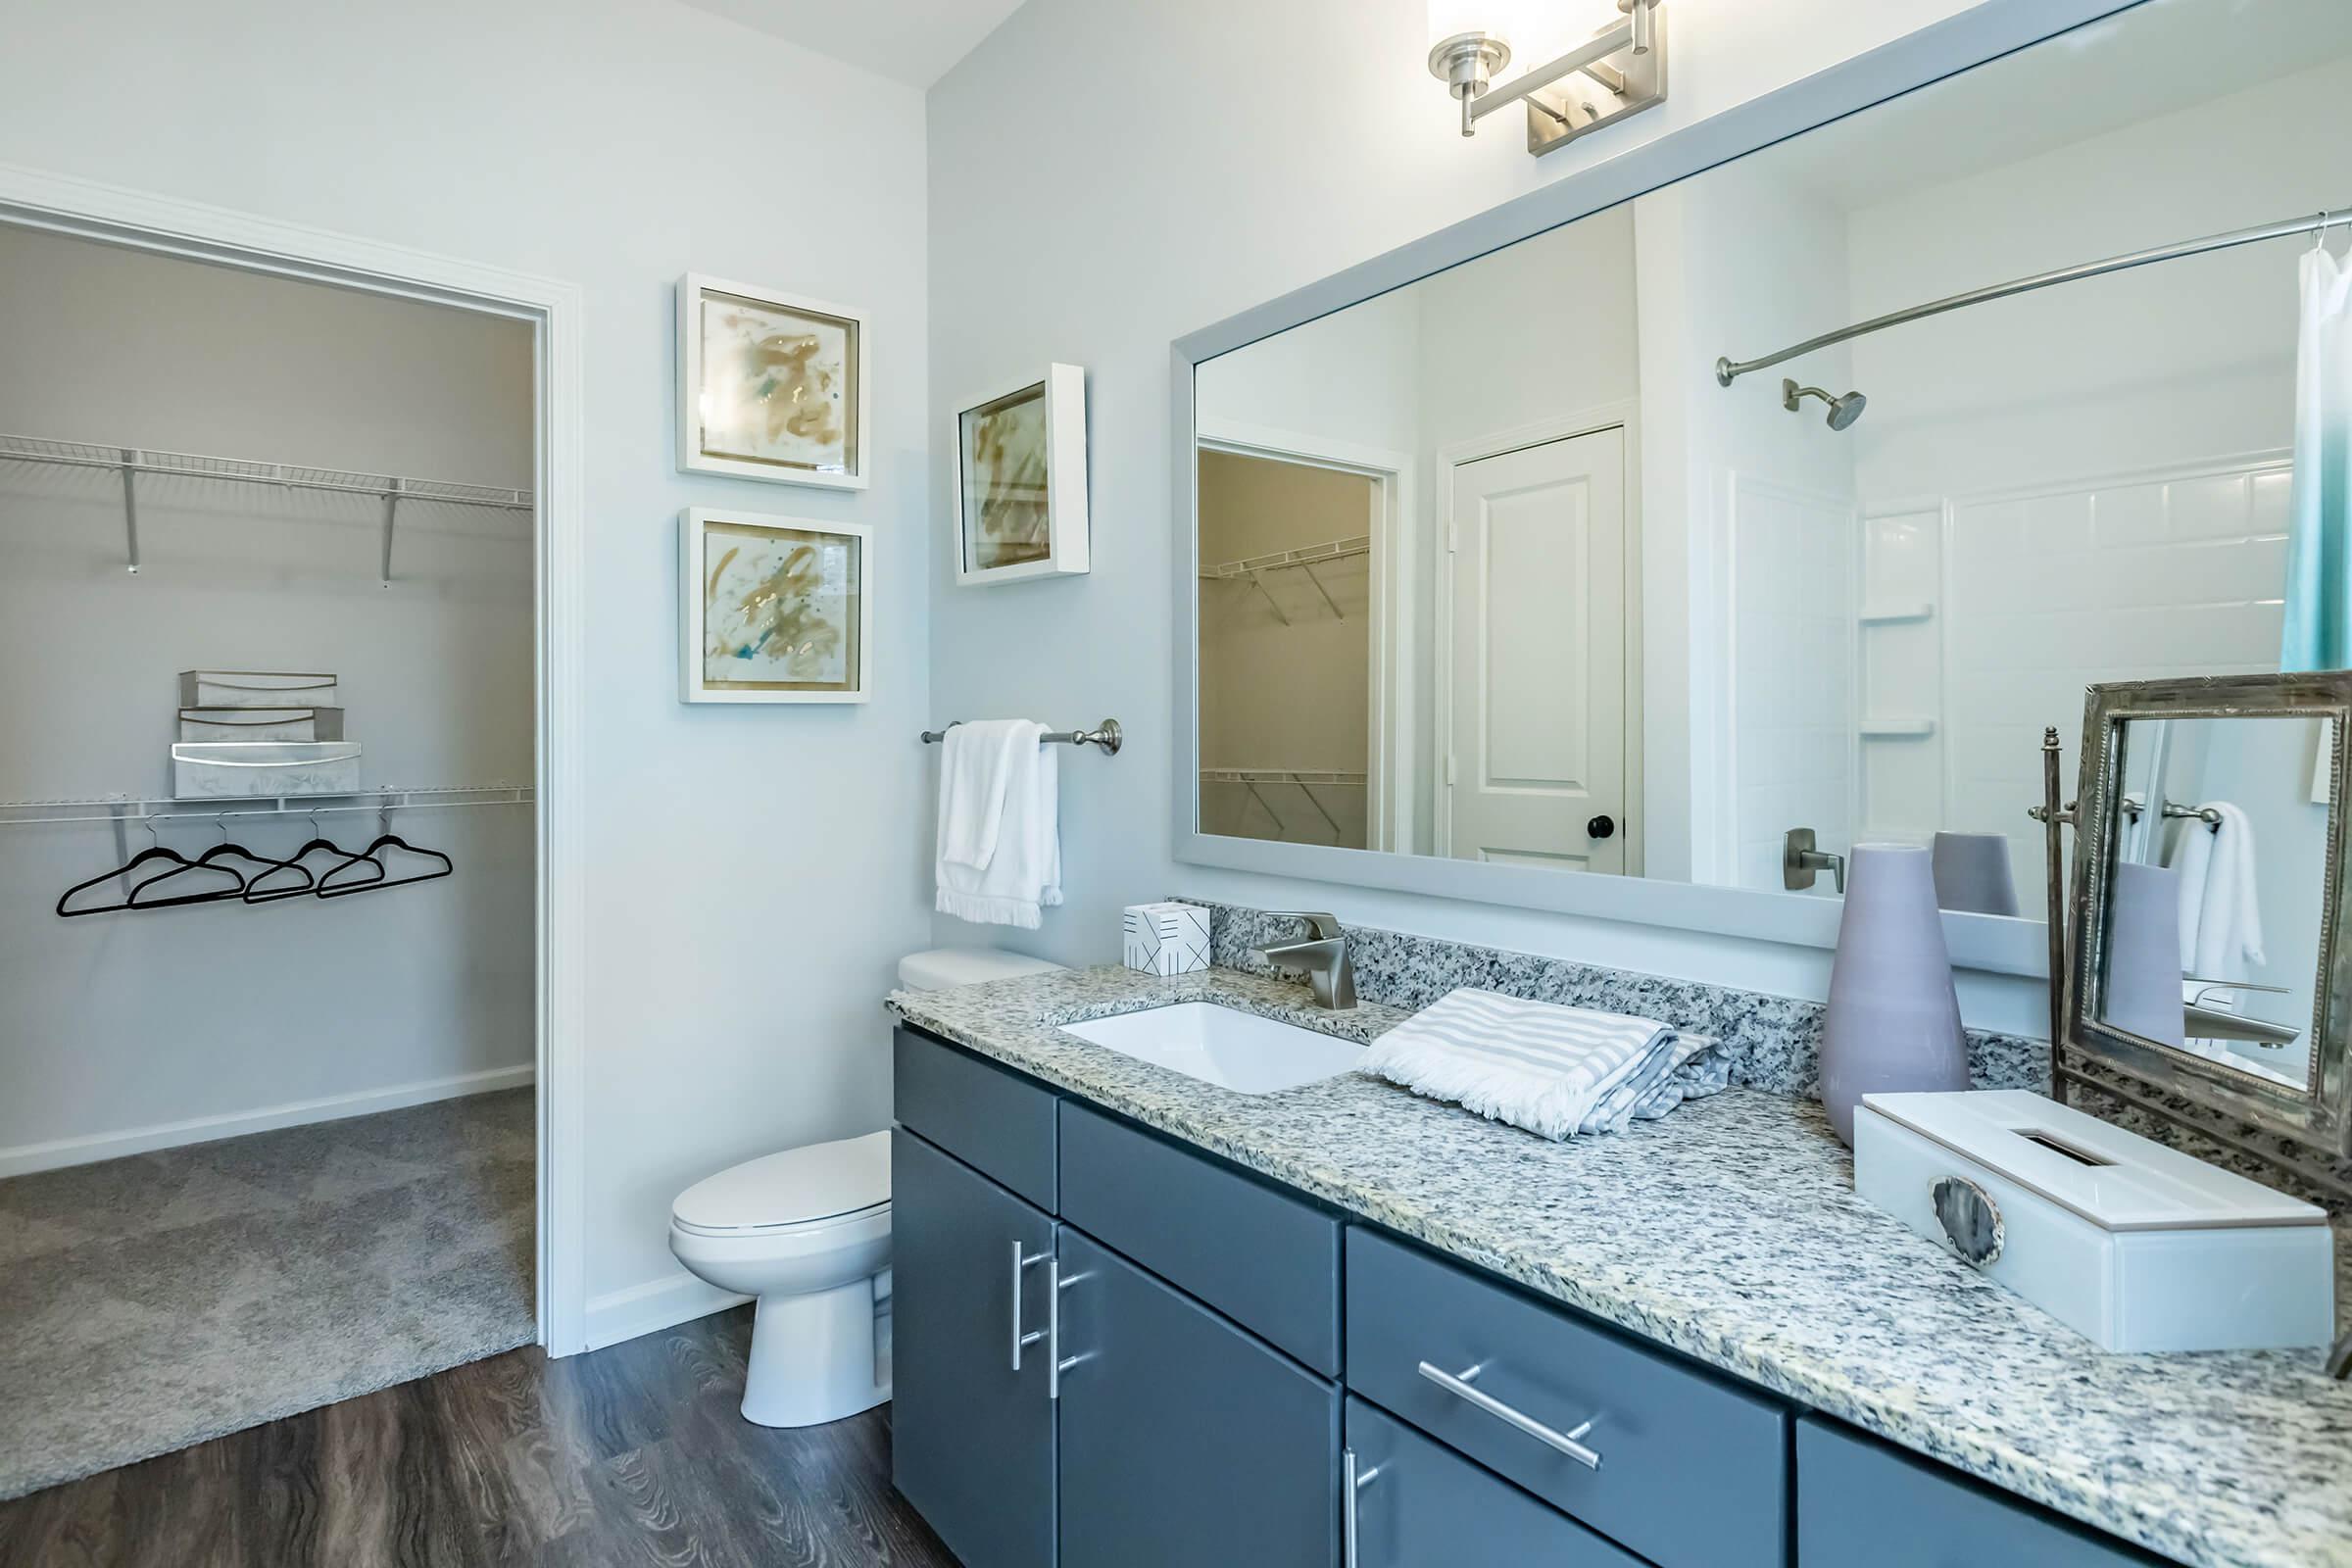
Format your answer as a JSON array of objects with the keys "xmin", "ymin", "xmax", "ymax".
[
  {"xmin": 0, "ymin": 1064, "xmax": 536, "ymax": 1179},
  {"xmin": 584, "ymin": 1272, "xmax": 750, "ymax": 1351}
]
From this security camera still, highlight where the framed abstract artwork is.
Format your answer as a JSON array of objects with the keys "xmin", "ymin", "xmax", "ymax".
[
  {"xmin": 678, "ymin": 508, "xmax": 873, "ymax": 704},
  {"xmin": 953, "ymin": 363, "xmax": 1089, "ymax": 585},
  {"xmin": 676, "ymin": 272, "xmax": 870, "ymax": 490}
]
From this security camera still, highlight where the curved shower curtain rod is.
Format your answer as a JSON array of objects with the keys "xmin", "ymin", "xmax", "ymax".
[{"xmin": 1715, "ymin": 201, "xmax": 2352, "ymax": 388}]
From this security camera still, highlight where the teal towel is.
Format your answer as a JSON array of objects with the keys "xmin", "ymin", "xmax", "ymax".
[{"xmin": 2280, "ymin": 245, "xmax": 2352, "ymax": 673}]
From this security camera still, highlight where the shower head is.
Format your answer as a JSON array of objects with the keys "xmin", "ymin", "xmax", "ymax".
[{"xmin": 1782, "ymin": 377, "xmax": 1867, "ymax": 431}]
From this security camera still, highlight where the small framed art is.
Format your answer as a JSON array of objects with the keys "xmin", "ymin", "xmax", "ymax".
[
  {"xmin": 678, "ymin": 509, "xmax": 872, "ymax": 704},
  {"xmin": 953, "ymin": 363, "xmax": 1089, "ymax": 585},
  {"xmin": 676, "ymin": 272, "xmax": 870, "ymax": 490}
]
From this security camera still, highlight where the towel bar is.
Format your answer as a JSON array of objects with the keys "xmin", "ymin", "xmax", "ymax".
[{"xmin": 921, "ymin": 718, "xmax": 1122, "ymax": 755}]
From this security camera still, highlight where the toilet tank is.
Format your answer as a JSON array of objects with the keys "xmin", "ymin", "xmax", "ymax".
[{"xmin": 897, "ymin": 947, "xmax": 1067, "ymax": 992}]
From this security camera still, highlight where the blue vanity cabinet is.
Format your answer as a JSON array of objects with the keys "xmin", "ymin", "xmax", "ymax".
[
  {"xmin": 1054, "ymin": 1227, "xmax": 1342, "ymax": 1567},
  {"xmin": 889, "ymin": 1129, "xmax": 1059, "ymax": 1568},
  {"xmin": 1795, "ymin": 1418, "xmax": 2171, "ymax": 1567},
  {"xmin": 893, "ymin": 1024, "xmax": 1057, "ymax": 1209},
  {"xmin": 1345, "ymin": 1396, "xmax": 1648, "ymax": 1567},
  {"xmin": 1346, "ymin": 1227, "xmax": 1790, "ymax": 1568},
  {"xmin": 1057, "ymin": 1099, "xmax": 1342, "ymax": 1374}
]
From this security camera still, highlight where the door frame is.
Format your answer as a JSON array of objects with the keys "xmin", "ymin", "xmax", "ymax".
[
  {"xmin": 1196, "ymin": 416, "xmax": 1417, "ymax": 853},
  {"xmin": 0, "ymin": 160, "xmax": 591, "ymax": 1355},
  {"xmin": 1433, "ymin": 401, "xmax": 1644, "ymax": 875}
]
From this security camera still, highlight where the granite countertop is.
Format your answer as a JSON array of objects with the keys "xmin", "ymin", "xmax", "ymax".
[{"xmin": 888, "ymin": 964, "xmax": 2352, "ymax": 1568}]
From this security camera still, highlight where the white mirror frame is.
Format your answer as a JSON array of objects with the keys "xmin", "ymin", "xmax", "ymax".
[{"xmin": 1169, "ymin": 0, "xmax": 2144, "ymax": 980}]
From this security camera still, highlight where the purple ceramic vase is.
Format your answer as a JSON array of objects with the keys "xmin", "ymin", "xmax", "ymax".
[{"xmin": 1820, "ymin": 843, "xmax": 1970, "ymax": 1145}]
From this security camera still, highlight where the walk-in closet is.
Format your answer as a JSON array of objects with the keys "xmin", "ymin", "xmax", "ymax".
[{"xmin": 0, "ymin": 224, "xmax": 540, "ymax": 1497}]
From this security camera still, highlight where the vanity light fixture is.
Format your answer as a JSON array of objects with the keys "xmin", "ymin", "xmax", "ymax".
[{"xmin": 1427, "ymin": 0, "xmax": 1667, "ymax": 157}]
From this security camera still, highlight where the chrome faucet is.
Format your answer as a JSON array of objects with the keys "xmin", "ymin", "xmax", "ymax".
[{"xmin": 1258, "ymin": 911, "xmax": 1357, "ymax": 1010}]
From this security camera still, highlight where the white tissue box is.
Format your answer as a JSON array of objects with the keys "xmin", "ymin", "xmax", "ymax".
[
  {"xmin": 1854, "ymin": 1090, "xmax": 2333, "ymax": 1351},
  {"xmin": 1124, "ymin": 903, "xmax": 1211, "ymax": 976}
]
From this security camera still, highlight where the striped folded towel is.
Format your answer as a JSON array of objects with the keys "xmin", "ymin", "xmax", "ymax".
[{"xmin": 1357, "ymin": 988, "xmax": 1728, "ymax": 1140}]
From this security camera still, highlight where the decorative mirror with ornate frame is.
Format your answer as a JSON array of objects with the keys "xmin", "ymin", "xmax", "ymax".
[{"xmin": 2064, "ymin": 672, "xmax": 2352, "ymax": 1172}]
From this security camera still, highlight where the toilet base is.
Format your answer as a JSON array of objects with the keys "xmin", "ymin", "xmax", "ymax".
[{"xmin": 741, "ymin": 1274, "xmax": 892, "ymax": 1428}]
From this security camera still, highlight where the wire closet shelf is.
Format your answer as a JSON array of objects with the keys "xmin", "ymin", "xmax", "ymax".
[
  {"xmin": 0, "ymin": 432, "xmax": 535, "ymax": 584},
  {"xmin": 0, "ymin": 785, "xmax": 535, "ymax": 830}
]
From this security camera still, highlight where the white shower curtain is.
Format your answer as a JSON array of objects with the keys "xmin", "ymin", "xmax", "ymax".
[{"xmin": 2279, "ymin": 240, "xmax": 2352, "ymax": 672}]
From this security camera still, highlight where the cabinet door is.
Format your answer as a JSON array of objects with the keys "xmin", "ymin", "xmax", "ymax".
[
  {"xmin": 890, "ymin": 1130, "xmax": 1056, "ymax": 1568},
  {"xmin": 1346, "ymin": 1397, "xmax": 1645, "ymax": 1568},
  {"xmin": 1797, "ymin": 1419, "xmax": 2167, "ymax": 1567},
  {"xmin": 1055, "ymin": 1228, "xmax": 1340, "ymax": 1568}
]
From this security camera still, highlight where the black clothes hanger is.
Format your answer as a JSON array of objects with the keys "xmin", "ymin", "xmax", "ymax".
[
  {"xmin": 55, "ymin": 829, "xmax": 244, "ymax": 917},
  {"xmin": 157, "ymin": 812, "xmax": 305, "ymax": 903},
  {"xmin": 243, "ymin": 813, "xmax": 383, "ymax": 904},
  {"xmin": 317, "ymin": 831, "xmax": 452, "ymax": 898}
]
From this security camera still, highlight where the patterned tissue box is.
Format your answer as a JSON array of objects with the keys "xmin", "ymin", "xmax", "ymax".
[{"xmin": 1123, "ymin": 903, "xmax": 1211, "ymax": 976}]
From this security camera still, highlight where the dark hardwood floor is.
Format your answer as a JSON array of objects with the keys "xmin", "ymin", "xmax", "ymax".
[{"xmin": 0, "ymin": 1305, "xmax": 958, "ymax": 1568}]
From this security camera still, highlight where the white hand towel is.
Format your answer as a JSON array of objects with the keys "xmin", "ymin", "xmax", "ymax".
[
  {"xmin": 2172, "ymin": 801, "xmax": 2264, "ymax": 982},
  {"xmin": 1357, "ymin": 988, "xmax": 1727, "ymax": 1140},
  {"xmin": 935, "ymin": 720, "xmax": 1063, "ymax": 928}
]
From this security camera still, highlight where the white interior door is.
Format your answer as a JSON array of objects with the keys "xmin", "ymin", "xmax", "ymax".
[{"xmin": 1446, "ymin": 427, "xmax": 1628, "ymax": 872}]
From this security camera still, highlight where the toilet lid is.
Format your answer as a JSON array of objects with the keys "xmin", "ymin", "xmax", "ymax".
[{"xmin": 672, "ymin": 1130, "xmax": 891, "ymax": 1233}]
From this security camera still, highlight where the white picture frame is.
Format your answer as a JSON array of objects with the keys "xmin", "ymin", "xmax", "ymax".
[
  {"xmin": 676, "ymin": 272, "xmax": 871, "ymax": 490},
  {"xmin": 678, "ymin": 508, "xmax": 874, "ymax": 704},
  {"xmin": 953, "ymin": 363, "xmax": 1090, "ymax": 585}
]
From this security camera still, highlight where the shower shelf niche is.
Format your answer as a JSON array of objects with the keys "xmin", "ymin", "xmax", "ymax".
[
  {"xmin": 1857, "ymin": 719, "xmax": 1937, "ymax": 739},
  {"xmin": 1858, "ymin": 602, "xmax": 1935, "ymax": 625}
]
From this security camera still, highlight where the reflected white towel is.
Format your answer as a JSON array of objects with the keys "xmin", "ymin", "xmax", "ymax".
[
  {"xmin": 2172, "ymin": 801, "xmax": 2264, "ymax": 981},
  {"xmin": 1357, "ymin": 989, "xmax": 1727, "ymax": 1140},
  {"xmin": 935, "ymin": 720, "xmax": 1063, "ymax": 928}
]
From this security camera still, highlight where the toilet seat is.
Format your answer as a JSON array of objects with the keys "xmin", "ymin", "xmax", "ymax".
[
  {"xmin": 671, "ymin": 1129, "xmax": 889, "ymax": 1237},
  {"xmin": 669, "ymin": 1200, "xmax": 889, "ymax": 1240}
]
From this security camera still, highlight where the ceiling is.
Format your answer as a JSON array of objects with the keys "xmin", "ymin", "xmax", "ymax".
[{"xmin": 677, "ymin": 0, "xmax": 1031, "ymax": 88}]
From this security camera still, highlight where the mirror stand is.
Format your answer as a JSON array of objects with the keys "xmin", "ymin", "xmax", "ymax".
[{"xmin": 2037, "ymin": 684, "xmax": 2352, "ymax": 1377}]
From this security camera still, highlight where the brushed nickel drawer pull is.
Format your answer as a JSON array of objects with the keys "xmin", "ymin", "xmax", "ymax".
[
  {"xmin": 1417, "ymin": 1359, "xmax": 1602, "ymax": 1470},
  {"xmin": 1342, "ymin": 1446, "xmax": 1381, "ymax": 1568},
  {"xmin": 1009, "ymin": 1241, "xmax": 1049, "ymax": 1371}
]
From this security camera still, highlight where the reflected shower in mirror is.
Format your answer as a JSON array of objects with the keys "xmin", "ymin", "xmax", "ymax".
[
  {"xmin": 2093, "ymin": 716, "xmax": 2333, "ymax": 1089},
  {"xmin": 1186, "ymin": 0, "xmax": 2352, "ymax": 920}
]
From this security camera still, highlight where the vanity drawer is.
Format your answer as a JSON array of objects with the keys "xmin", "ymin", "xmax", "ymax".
[
  {"xmin": 1346, "ymin": 1229, "xmax": 1789, "ymax": 1568},
  {"xmin": 893, "ymin": 1026, "xmax": 1057, "ymax": 1211},
  {"xmin": 1346, "ymin": 1396, "xmax": 1645, "ymax": 1568},
  {"xmin": 1057, "ymin": 1101, "xmax": 1340, "ymax": 1374},
  {"xmin": 1796, "ymin": 1418, "xmax": 2166, "ymax": 1567}
]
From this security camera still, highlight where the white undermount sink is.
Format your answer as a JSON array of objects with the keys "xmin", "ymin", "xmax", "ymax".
[{"xmin": 1056, "ymin": 1002, "xmax": 1365, "ymax": 1094}]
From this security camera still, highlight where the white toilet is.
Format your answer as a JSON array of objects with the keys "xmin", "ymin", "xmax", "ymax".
[{"xmin": 669, "ymin": 946, "xmax": 1066, "ymax": 1427}]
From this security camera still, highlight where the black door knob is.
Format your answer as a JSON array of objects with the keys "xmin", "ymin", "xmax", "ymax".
[{"xmin": 1587, "ymin": 814, "xmax": 1616, "ymax": 840}]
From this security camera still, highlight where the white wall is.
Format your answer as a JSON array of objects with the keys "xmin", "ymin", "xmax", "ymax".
[
  {"xmin": 0, "ymin": 226, "xmax": 536, "ymax": 1170},
  {"xmin": 0, "ymin": 0, "xmax": 934, "ymax": 1341},
  {"xmin": 928, "ymin": 0, "xmax": 2049, "ymax": 1035}
]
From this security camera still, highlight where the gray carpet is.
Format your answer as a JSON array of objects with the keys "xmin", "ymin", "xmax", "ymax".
[{"xmin": 0, "ymin": 1088, "xmax": 535, "ymax": 1500}]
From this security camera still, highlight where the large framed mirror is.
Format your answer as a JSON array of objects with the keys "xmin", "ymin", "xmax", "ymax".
[
  {"xmin": 1171, "ymin": 0, "xmax": 2351, "ymax": 973},
  {"xmin": 2068, "ymin": 674, "xmax": 2352, "ymax": 1159}
]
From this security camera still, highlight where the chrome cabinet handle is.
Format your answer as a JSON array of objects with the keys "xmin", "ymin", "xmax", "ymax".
[
  {"xmin": 1009, "ymin": 1241, "xmax": 1049, "ymax": 1371},
  {"xmin": 1416, "ymin": 1360, "xmax": 1602, "ymax": 1470},
  {"xmin": 1342, "ymin": 1446, "xmax": 1381, "ymax": 1568},
  {"xmin": 1049, "ymin": 1258, "xmax": 1088, "ymax": 1399}
]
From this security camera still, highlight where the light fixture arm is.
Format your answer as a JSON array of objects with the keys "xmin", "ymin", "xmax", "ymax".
[{"xmin": 1431, "ymin": 1, "xmax": 1668, "ymax": 158}]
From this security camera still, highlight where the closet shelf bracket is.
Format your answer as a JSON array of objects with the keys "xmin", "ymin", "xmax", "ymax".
[
  {"xmin": 380, "ymin": 476, "xmax": 401, "ymax": 588},
  {"xmin": 119, "ymin": 447, "xmax": 140, "ymax": 575}
]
